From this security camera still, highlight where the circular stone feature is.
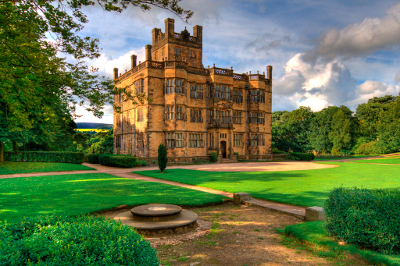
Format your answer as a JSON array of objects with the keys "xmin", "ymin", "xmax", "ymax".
[{"xmin": 131, "ymin": 204, "xmax": 182, "ymax": 217}]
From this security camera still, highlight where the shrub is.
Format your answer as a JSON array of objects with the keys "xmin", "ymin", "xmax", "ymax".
[
  {"xmin": 99, "ymin": 154, "xmax": 138, "ymax": 168},
  {"xmin": 0, "ymin": 215, "xmax": 159, "ymax": 265},
  {"xmin": 158, "ymin": 144, "xmax": 168, "ymax": 172},
  {"xmin": 210, "ymin": 152, "xmax": 218, "ymax": 162},
  {"xmin": 325, "ymin": 187, "xmax": 400, "ymax": 255},
  {"xmin": 286, "ymin": 152, "xmax": 315, "ymax": 161},
  {"xmin": 138, "ymin": 159, "xmax": 147, "ymax": 166},
  {"xmin": 87, "ymin": 154, "xmax": 100, "ymax": 164},
  {"xmin": 4, "ymin": 151, "xmax": 84, "ymax": 164}
]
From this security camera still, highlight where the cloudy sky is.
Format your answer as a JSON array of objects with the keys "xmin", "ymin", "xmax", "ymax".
[{"xmin": 74, "ymin": 0, "xmax": 400, "ymax": 124}]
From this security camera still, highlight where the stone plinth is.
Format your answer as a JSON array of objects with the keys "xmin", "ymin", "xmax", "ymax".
[
  {"xmin": 305, "ymin": 206, "xmax": 325, "ymax": 221},
  {"xmin": 233, "ymin": 192, "xmax": 251, "ymax": 205}
]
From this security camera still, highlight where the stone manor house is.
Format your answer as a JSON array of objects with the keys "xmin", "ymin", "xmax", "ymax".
[{"xmin": 113, "ymin": 18, "xmax": 273, "ymax": 162}]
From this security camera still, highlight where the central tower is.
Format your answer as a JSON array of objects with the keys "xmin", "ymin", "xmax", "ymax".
[{"xmin": 151, "ymin": 18, "xmax": 203, "ymax": 68}]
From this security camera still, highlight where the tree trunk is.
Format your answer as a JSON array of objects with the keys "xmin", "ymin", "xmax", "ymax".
[
  {"xmin": 0, "ymin": 142, "xmax": 3, "ymax": 163},
  {"xmin": 13, "ymin": 141, "xmax": 17, "ymax": 151}
]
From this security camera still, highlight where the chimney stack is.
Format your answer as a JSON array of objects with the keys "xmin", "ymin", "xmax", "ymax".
[
  {"xmin": 131, "ymin": 55, "xmax": 137, "ymax": 68},
  {"xmin": 113, "ymin": 68, "xmax": 118, "ymax": 80},
  {"xmin": 267, "ymin": 65, "xmax": 273, "ymax": 80},
  {"xmin": 145, "ymin": 45, "xmax": 152, "ymax": 61}
]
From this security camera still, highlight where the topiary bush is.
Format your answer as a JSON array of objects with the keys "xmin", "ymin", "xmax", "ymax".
[
  {"xmin": 210, "ymin": 152, "xmax": 218, "ymax": 162},
  {"xmin": 87, "ymin": 154, "xmax": 100, "ymax": 164},
  {"xmin": 0, "ymin": 215, "xmax": 159, "ymax": 265},
  {"xmin": 138, "ymin": 159, "xmax": 147, "ymax": 166},
  {"xmin": 4, "ymin": 151, "xmax": 84, "ymax": 164},
  {"xmin": 158, "ymin": 144, "xmax": 168, "ymax": 172},
  {"xmin": 325, "ymin": 187, "xmax": 400, "ymax": 255},
  {"xmin": 286, "ymin": 152, "xmax": 315, "ymax": 161}
]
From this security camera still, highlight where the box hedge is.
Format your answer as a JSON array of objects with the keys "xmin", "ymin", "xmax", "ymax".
[
  {"xmin": 0, "ymin": 215, "xmax": 159, "ymax": 265},
  {"xmin": 87, "ymin": 154, "xmax": 100, "ymax": 164},
  {"xmin": 4, "ymin": 151, "xmax": 84, "ymax": 164},
  {"xmin": 325, "ymin": 187, "xmax": 400, "ymax": 255},
  {"xmin": 99, "ymin": 154, "xmax": 138, "ymax": 168},
  {"xmin": 286, "ymin": 152, "xmax": 315, "ymax": 161}
]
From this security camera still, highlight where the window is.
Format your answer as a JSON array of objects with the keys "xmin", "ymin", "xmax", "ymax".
[
  {"xmin": 250, "ymin": 112, "xmax": 258, "ymax": 124},
  {"xmin": 258, "ymin": 112, "xmax": 265, "ymax": 124},
  {"xmin": 215, "ymin": 85, "xmax": 230, "ymax": 99},
  {"xmin": 190, "ymin": 85, "xmax": 203, "ymax": 99},
  {"xmin": 209, "ymin": 133, "xmax": 214, "ymax": 148},
  {"xmin": 166, "ymin": 79, "xmax": 174, "ymax": 94},
  {"xmin": 233, "ymin": 112, "xmax": 242, "ymax": 124},
  {"xmin": 167, "ymin": 106, "xmax": 174, "ymax": 120},
  {"xmin": 190, "ymin": 109, "xmax": 203, "ymax": 123},
  {"xmin": 234, "ymin": 134, "xmax": 243, "ymax": 146},
  {"xmin": 166, "ymin": 132, "xmax": 175, "ymax": 148},
  {"xmin": 250, "ymin": 90, "xmax": 265, "ymax": 103},
  {"xmin": 189, "ymin": 133, "xmax": 203, "ymax": 147},
  {"xmin": 176, "ymin": 106, "xmax": 184, "ymax": 120},
  {"xmin": 135, "ymin": 79, "xmax": 144, "ymax": 94},
  {"xmin": 137, "ymin": 133, "xmax": 144, "ymax": 148},
  {"xmin": 250, "ymin": 134, "xmax": 264, "ymax": 146},
  {"xmin": 190, "ymin": 50, "xmax": 196, "ymax": 58},
  {"xmin": 115, "ymin": 135, "xmax": 121, "ymax": 148},
  {"xmin": 166, "ymin": 79, "xmax": 184, "ymax": 94},
  {"xmin": 220, "ymin": 133, "xmax": 227, "ymax": 138},
  {"xmin": 176, "ymin": 133, "xmax": 183, "ymax": 147},
  {"xmin": 137, "ymin": 108, "xmax": 143, "ymax": 122},
  {"xmin": 233, "ymin": 90, "xmax": 243, "ymax": 103},
  {"xmin": 215, "ymin": 110, "xmax": 230, "ymax": 124},
  {"xmin": 175, "ymin": 79, "xmax": 183, "ymax": 94},
  {"xmin": 174, "ymin": 47, "xmax": 180, "ymax": 55}
]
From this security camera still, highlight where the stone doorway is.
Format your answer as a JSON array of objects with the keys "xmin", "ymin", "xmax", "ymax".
[{"xmin": 221, "ymin": 141, "xmax": 227, "ymax": 158}]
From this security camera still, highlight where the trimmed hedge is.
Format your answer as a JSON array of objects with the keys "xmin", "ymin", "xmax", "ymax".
[
  {"xmin": 99, "ymin": 154, "xmax": 138, "ymax": 168},
  {"xmin": 4, "ymin": 151, "xmax": 84, "ymax": 164},
  {"xmin": 325, "ymin": 187, "xmax": 400, "ymax": 255},
  {"xmin": 87, "ymin": 154, "xmax": 100, "ymax": 164},
  {"xmin": 210, "ymin": 152, "xmax": 218, "ymax": 162},
  {"xmin": 286, "ymin": 152, "xmax": 315, "ymax": 161},
  {"xmin": 0, "ymin": 215, "xmax": 159, "ymax": 265}
]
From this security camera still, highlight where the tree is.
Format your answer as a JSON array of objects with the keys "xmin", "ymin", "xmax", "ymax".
[
  {"xmin": 158, "ymin": 143, "xmax": 167, "ymax": 173},
  {"xmin": 0, "ymin": 0, "xmax": 192, "ymax": 161}
]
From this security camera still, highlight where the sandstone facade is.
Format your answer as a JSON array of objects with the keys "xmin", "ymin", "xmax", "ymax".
[{"xmin": 113, "ymin": 18, "xmax": 273, "ymax": 161}]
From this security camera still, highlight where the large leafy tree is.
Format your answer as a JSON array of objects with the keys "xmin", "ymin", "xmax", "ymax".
[{"xmin": 0, "ymin": 0, "xmax": 192, "ymax": 161}]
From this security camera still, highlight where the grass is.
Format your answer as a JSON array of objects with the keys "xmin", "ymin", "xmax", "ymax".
[
  {"xmin": 349, "ymin": 157, "xmax": 400, "ymax": 164},
  {"xmin": 280, "ymin": 222, "xmax": 400, "ymax": 266},
  {"xmin": 0, "ymin": 173, "xmax": 227, "ymax": 222},
  {"xmin": 0, "ymin": 162, "xmax": 95, "ymax": 175},
  {"xmin": 313, "ymin": 155, "xmax": 376, "ymax": 161},
  {"xmin": 133, "ymin": 162, "xmax": 400, "ymax": 207}
]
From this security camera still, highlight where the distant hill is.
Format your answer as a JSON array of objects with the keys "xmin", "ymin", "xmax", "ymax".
[{"xmin": 76, "ymin": 123, "xmax": 113, "ymax": 129}]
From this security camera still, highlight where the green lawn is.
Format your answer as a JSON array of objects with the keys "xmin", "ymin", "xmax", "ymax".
[
  {"xmin": 0, "ymin": 173, "xmax": 227, "ymax": 222},
  {"xmin": 0, "ymin": 162, "xmax": 95, "ymax": 175},
  {"xmin": 133, "ymin": 162, "xmax": 400, "ymax": 207},
  {"xmin": 281, "ymin": 222, "xmax": 400, "ymax": 266},
  {"xmin": 350, "ymin": 157, "xmax": 400, "ymax": 164},
  {"xmin": 313, "ymin": 155, "xmax": 376, "ymax": 161}
]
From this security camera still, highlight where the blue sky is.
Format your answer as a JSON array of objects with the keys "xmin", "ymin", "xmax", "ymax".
[{"xmin": 73, "ymin": 0, "xmax": 400, "ymax": 124}]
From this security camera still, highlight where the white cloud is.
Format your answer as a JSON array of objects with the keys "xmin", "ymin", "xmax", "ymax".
[
  {"xmin": 345, "ymin": 81, "xmax": 400, "ymax": 108},
  {"xmin": 304, "ymin": 2, "xmax": 400, "ymax": 62},
  {"xmin": 273, "ymin": 53, "xmax": 356, "ymax": 110}
]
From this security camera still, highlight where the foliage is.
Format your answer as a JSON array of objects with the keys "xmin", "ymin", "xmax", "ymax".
[
  {"xmin": 4, "ymin": 151, "xmax": 84, "ymax": 164},
  {"xmin": 0, "ymin": 162, "xmax": 94, "ymax": 175},
  {"xmin": 87, "ymin": 129, "xmax": 114, "ymax": 154},
  {"xmin": 138, "ymin": 159, "xmax": 147, "ymax": 166},
  {"xmin": 0, "ymin": 215, "xmax": 159, "ymax": 265},
  {"xmin": 286, "ymin": 152, "xmax": 315, "ymax": 161},
  {"xmin": 0, "ymin": 0, "xmax": 192, "ymax": 160},
  {"xmin": 210, "ymin": 152, "xmax": 218, "ymax": 162},
  {"xmin": 99, "ymin": 154, "xmax": 137, "ymax": 168},
  {"xmin": 282, "ymin": 222, "xmax": 400, "ymax": 266},
  {"xmin": 87, "ymin": 154, "xmax": 100, "ymax": 164},
  {"xmin": 0, "ymin": 173, "xmax": 227, "ymax": 222},
  {"xmin": 158, "ymin": 144, "xmax": 168, "ymax": 172},
  {"xmin": 133, "ymin": 161, "xmax": 400, "ymax": 207},
  {"xmin": 325, "ymin": 187, "xmax": 400, "ymax": 254}
]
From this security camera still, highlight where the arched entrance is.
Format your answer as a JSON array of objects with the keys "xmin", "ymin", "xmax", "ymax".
[{"xmin": 220, "ymin": 141, "xmax": 227, "ymax": 158}]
